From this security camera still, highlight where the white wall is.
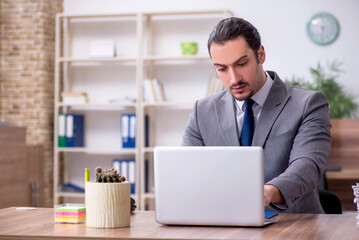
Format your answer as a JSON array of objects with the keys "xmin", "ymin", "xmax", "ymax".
[{"xmin": 64, "ymin": 0, "xmax": 359, "ymax": 113}]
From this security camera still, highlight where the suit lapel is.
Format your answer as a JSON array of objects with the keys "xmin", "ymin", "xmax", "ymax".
[
  {"xmin": 252, "ymin": 72, "xmax": 291, "ymax": 147},
  {"xmin": 214, "ymin": 91, "xmax": 240, "ymax": 146}
]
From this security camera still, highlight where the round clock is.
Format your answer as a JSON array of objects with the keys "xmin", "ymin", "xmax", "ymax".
[{"xmin": 306, "ymin": 12, "xmax": 339, "ymax": 45}]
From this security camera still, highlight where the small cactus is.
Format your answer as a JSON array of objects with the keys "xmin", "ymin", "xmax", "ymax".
[
  {"xmin": 93, "ymin": 166, "xmax": 136, "ymax": 213},
  {"xmin": 94, "ymin": 166, "xmax": 126, "ymax": 183}
]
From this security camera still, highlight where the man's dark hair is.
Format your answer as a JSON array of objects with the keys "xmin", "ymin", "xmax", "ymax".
[{"xmin": 207, "ymin": 17, "xmax": 261, "ymax": 61}]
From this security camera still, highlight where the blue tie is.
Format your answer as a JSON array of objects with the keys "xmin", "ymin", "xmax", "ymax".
[{"xmin": 240, "ymin": 99, "xmax": 255, "ymax": 146}]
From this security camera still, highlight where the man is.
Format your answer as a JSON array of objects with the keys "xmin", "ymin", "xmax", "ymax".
[{"xmin": 182, "ymin": 17, "xmax": 331, "ymax": 213}]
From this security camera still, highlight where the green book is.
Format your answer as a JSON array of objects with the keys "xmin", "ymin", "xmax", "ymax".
[{"xmin": 58, "ymin": 113, "xmax": 66, "ymax": 147}]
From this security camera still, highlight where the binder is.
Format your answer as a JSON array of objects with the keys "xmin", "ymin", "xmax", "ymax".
[
  {"xmin": 129, "ymin": 114, "xmax": 136, "ymax": 148},
  {"xmin": 145, "ymin": 159, "xmax": 149, "ymax": 193},
  {"xmin": 113, "ymin": 159, "xmax": 127, "ymax": 179},
  {"xmin": 58, "ymin": 114, "xmax": 66, "ymax": 147},
  {"xmin": 113, "ymin": 159, "xmax": 136, "ymax": 194},
  {"xmin": 121, "ymin": 113, "xmax": 136, "ymax": 148},
  {"xmin": 113, "ymin": 159, "xmax": 121, "ymax": 175},
  {"xmin": 128, "ymin": 160, "xmax": 136, "ymax": 194},
  {"xmin": 144, "ymin": 158, "xmax": 154, "ymax": 194},
  {"xmin": 145, "ymin": 115, "xmax": 149, "ymax": 147},
  {"xmin": 120, "ymin": 160, "xmax": 128, "ymax": 182},
  {"xmin": 121, "ymin": 114, "xmax": 130, "ymax": 148},
  {"xmin": 66, "ymin": 114, "xmax": 84, "ymax": 147}
]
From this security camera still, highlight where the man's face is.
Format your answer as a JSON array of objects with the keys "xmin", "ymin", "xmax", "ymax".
[{"xmin": 210, "ymin": 36, "xmax": 266, "ymax": 101}]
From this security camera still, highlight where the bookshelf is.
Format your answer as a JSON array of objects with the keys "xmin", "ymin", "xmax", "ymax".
[{"xmin": 54, "ymin": 10, "xmax": 232, "ymax": 209}]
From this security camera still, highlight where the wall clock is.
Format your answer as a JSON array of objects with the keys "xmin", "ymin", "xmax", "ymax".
[{"xmin": 306, "ymin": 12, "xmax": 339, "ymax": 46}]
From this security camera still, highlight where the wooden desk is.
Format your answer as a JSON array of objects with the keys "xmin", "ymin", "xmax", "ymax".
[
  {"xmin": 0, "ymin": 208, "xmax": 358, "ymax": 240},
  {"xmin": 326, "ymin": 119, "xmax": 359, "ymax": 211}
]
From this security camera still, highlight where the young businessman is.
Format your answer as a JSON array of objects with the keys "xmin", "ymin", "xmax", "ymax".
[{"xmin": 182, "ymin": 17, "xmax": 332, "ymax": 213}]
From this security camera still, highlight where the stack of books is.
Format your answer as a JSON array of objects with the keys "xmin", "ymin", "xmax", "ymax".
[
  {"xmin": 143, "ymin": 78, "xmax": 166, "ymax": 103},
  {"xmin": 352, "ymin": 183, "xmax": 359, "ymax": 226},
  {"xmin": 61, "ymin": 92, "xmax": 88, "ymax": 104}
]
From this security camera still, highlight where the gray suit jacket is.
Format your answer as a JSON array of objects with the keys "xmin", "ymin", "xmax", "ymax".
[{"xmin": 182, "ymin": 71, "xmax": 331, "ymax": 213}]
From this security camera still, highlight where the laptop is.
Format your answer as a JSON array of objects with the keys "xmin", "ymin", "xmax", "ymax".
[{"xmin": 154, "ymin": 146, "xmax": 276, "ymax": 227}]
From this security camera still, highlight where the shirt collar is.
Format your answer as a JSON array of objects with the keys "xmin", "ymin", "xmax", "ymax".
[{"xmin": 235, "ymin": 71, "xmax": 274, "ymax": 111}]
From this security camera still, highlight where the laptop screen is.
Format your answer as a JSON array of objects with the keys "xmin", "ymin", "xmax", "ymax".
[{"xmin": 154, "ymin": 146, "xmax": 266, "ymax": 226}]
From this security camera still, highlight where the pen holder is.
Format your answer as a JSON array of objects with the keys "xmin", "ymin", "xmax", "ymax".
[{"xmin": 85, "ymin": 181, "xmax": 131, "ymax": 228}]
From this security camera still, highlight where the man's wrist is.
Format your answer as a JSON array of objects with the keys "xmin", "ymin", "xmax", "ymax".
[{"xmin": 264, "ymin": 184, "xmax": 284, "ymax": 203}]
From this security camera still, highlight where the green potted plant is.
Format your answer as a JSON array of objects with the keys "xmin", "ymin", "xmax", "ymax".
[{"xmin": 285, "ymin": 60, "xmax": 358, "ymax": 118}]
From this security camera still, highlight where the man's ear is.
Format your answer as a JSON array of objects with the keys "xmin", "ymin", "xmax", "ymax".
[{"xmin": 258, "ymin": 45, "xmax": 265, "ymax": 64}]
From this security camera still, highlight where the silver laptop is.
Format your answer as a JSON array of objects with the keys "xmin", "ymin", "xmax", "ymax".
[{"xmin": 154, "ymin": 146, "xmax": 275, "ymax": 227}]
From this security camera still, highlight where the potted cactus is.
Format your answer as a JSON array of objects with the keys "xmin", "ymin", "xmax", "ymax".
[{"xmin": 85, "ymin": 166, "xmax": 133, "ymax": 228}]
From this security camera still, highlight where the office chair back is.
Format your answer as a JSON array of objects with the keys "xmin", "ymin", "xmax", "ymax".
[{"xmin": 318, "ymin": 189, "xmax": 342, "ymax": 214}]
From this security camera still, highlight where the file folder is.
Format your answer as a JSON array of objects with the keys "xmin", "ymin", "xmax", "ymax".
[
  {"xmin": 128, "ymin": 160, "xmax": 136, "ymax": 194},
  {"xmin": 113, "ymin": 159, "xmax": 136, "ymax": 194},
  {"xmin": 58, "ymin": 114, "xmax": 66, "ymax": 147},
  {"xmin": 121, "ymin": 114, "xmax": 130, "ymax": 148},
  {"xmin": 129, "ymin": 114, "xmax": 136, "ymax": 148},
  {"xmin": 66, "ymin": 114, "xmax": 84, "ymax": 147}
]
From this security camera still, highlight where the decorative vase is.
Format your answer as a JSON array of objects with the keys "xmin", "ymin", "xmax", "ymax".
[{"xmin": 85, "ymin": 181, "xmax": 131, "ymax": 228}]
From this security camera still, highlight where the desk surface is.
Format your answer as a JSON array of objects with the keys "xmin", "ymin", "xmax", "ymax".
[{"xmin": 0, "ymin": 207, "xmax": 358, "ymax": 240}]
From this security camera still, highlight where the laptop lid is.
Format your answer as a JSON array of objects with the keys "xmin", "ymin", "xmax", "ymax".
[{"xmin": 154, "ymin": 146, "xmax": 267, "ymax": 226}]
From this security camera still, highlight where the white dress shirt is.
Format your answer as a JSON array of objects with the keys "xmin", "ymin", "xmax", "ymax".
[{"xmin": 235, "ymin": 71, "xmax": 274, "ymax": 139}]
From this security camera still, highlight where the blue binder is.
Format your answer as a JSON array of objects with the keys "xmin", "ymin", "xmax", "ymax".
[
  {"xmin": 145, "ymin": 159, "xmax": 149, "ymax": 193},
  {"xmin": 121, "ymin": 114, "xmax": 130, "ymax": 148},
  {"xmin": 145, "ymin": 115, "xmax": 149, "ymax": 147},
  {"xmin": 113, "ymin": 159, "xmax": 136, "ymax": 194},
  {"xmin": 66, "ymin": 114, "xmax": 84, "ymax": 147},
  {"xmin": 129, "ymin": 114, "xmax": 136, "ymax": 148},
  {"xmin": 121, "ymin": 114, "xmax": 136, "ymax": 148}
]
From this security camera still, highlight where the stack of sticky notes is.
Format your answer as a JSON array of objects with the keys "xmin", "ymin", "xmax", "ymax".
[{"xmin": 55, "ymin": 204, "xmax": 86, "ymax": 224}]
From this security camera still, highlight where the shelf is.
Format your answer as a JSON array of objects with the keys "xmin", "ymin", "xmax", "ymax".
[
  {"xmin": 58, "ymin": 10, "xmax": 231, "ymax": 19},
  {"xmin": 143, "ymin": 147, "xmax": 154, "ymax": 153},
  {"xmin": 57, "ymin": 102, "xmax": 136, "ymax": 110},
  {"xmin": 56, "ymin": 147, "xmax": 137, "ymax": 155},
  {"xmin": 58, "ymin": 12, "xmax": 137, "ymax": 19},
  {"xmin": 144, "ymin": 55, "xmax": 211, "ymax": 62},
  {"xmin": 142, "ymin": 193, "xmax": 155, "ymax": 199},
  {"xmin": 145, "ymin": 10, "xmax": 232, "ymax": 17},
  {"xmin": 143, "ymin": 101, "xmax": 194, "ymax": 109},
  {"xmin": 59, "ymin": 57, "xmax": 137, "ymax": 63},
  {"xmin": 57, "ymin": 191, "xmax": 138, "ymax": 200},
  {"xmin": 54, "ymin": 10, "xmax": 232, "ymax": 209}
]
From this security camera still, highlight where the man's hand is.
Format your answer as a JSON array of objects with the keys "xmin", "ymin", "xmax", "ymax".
[{"xmin": 264, "ymin": 184, "xmax": 284, "ymax": 206}]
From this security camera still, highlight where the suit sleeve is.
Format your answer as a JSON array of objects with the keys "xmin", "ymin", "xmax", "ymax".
[
  {"xmin": 267, "ymin": 91, "xmax": 331, "ymax": 210},
  {"xmin": 182, "ymin": 101, "xmax": 205, "ymax": 146}
]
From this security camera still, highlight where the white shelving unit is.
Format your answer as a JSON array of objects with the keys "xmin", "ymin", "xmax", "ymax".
[{"xmin": 54, "ymin": 10, "xmax": 232, "ymax": 209}]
